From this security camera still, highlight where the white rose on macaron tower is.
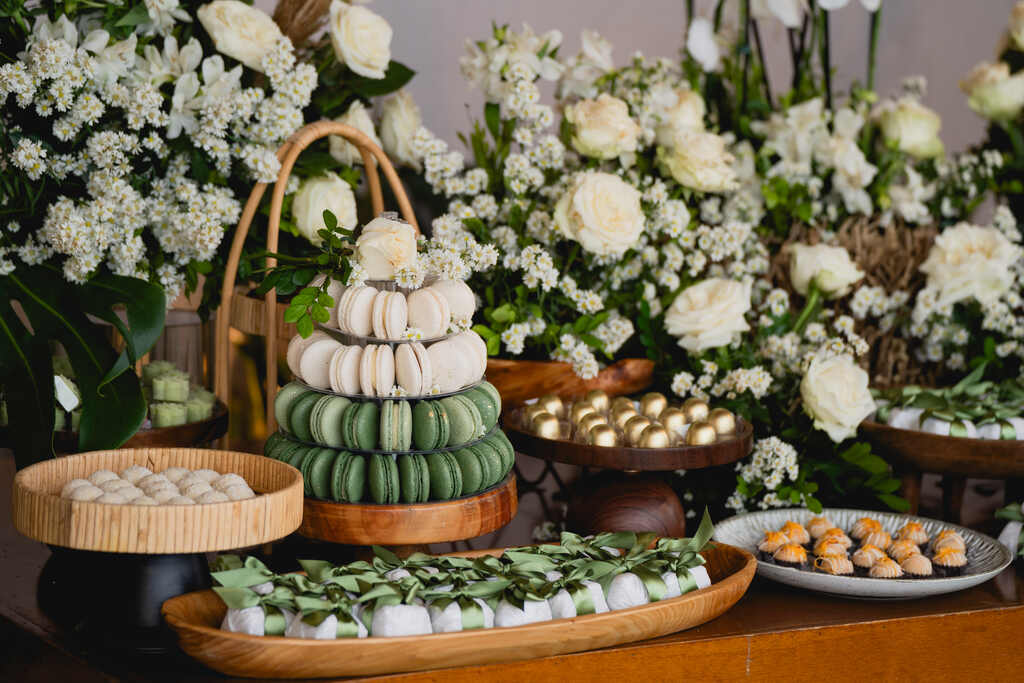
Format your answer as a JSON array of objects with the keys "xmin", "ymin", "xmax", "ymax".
[
  {"xmin": 355, "ymin": 215, "xmax": 418, "ymax": 280},
  {"xmin": 800, "ymin": 353, "xmax": 875, "ymax": 443},
  {"xmin": 292, "ymin": 173, "xmax": 358, "ymax": 247},
  {"xmin": 328, "ymin": 0, "xmax": 392, "ymax": 79},
  {"xmin": 553, "ymin": 171, "xmax": 645, "ymax": 257},
  {"xmin": 197, "ymin": 0, "xmax": 282, "ymax": 72},
  {"xmin": 664, "ymin": 278, "xmax": 751, "ymax": 353},
  {"xmin": 919, "ymin": 222, "xmax": 1023, "ymax": 308},
  {"xmin": 788, "ymin": 243, "xmax": 864, "ymax": 299},
  {"xmin": 564, "ymin": 93, "xmax": 642, "ymax": 161}
]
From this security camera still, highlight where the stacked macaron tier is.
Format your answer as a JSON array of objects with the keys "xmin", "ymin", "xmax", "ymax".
[{"xmin": 329, "ymin": 278, "xmax": 475, "ymax": 342}]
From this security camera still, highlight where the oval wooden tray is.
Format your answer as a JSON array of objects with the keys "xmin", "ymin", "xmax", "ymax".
[
  {"xmin": 161, "ymin": 542, "xmax": 755, "ymax": 679},
  {"xmin": 486, "ymin": 357, "xmax": 655, "ymax": 408},
  {"xmin": 12, "ymin": 448, "xmax": 303, "ymax": 554},
  {"xmin": 53, "ymin": 400, "xmax": 229, "ymax": 453},
  {"xmin": 506, "ymin": 415, "xmax": 753, "ymax": 471},
  {"xmin": 298, "ymin": 474, "xmax": 518, "ymax": 545},
  {"xmin": 860, "ymin": 420, "xmax": 1024, "ymax": 478}
]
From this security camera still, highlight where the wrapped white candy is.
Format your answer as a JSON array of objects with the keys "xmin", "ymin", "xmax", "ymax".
[
  {"xmin": 493, "ymin": 598, "xmax": 552, "ymax": 627},
  {"xmin": 998, "ymin": 503, "xmax": 1024, "ymax": 556},
  {"xmin": 920, "ymin": 416, "xmax": 977, "ymax": 438},
  {"xmin": 221, "ymin": 606, "xmax": 267, "ymax": 636},
  {"xmin": 285, "ymin": 612, "xmax": 338, "ymax": 640},
  {"xmin": 660, "ymin": 566, "xmax": 712, "ymax": 598},
  {"xmin": 887, "ymin": 407, "xmax": 924, "ymax": 431},
  {"xmin": 61, "ymin": 478, "xmax": 92, "ymax": 498},
  {"xmin": 547, "ymin": 581, "xmax": 608, "ymax": 619},
  {"xmin": 605, "ymin": 572, "xmax": 651, "ymax": 611},
  {"xmin": 427, "ymin": 597, "xmax": 495, "ymax": 633},
  {"xmin": 384, "ymin": 568, "xmax": 411, "ymax": 581},
  {"xmin": 368, "ymin": 604, "xmax": 432, "ymax": 637},
  {"xmin": 978, "ymin": 417, "xmax": 1024, "ymax": 440}
]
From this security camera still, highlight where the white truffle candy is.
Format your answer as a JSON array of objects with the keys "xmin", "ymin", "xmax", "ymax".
[
  {"xmin": 212, "ymin": 473, "xmax": 248, "ymax": 492},
  {"xmin": 99, "ymin": 479, "xmax": 133, "ymax": 493},
  {"xmin": 175, "ymin": 473, "xmax": 203, "ymax": 491},
  {"xmin": 195, "ymin": 490, "xmax": 230, "ymax": 504},
  {"xmin": 605, "ymin": 573, "xmax": 650, "ymax": 611},
  {"xmin": 95, "ymin": 492, "xmax": 127, "ymax": 504},
  {"xmin": 193, "ymin": 468, "xmax": 221, "ymax": 483},
  {"xmin": 118, "ymin": 486, "xmax": 145, "ymax": 502},
  {"xmin": 168, "ymin": 496, "xmax": 196, "ymax": 505},
  {"xmin": 370, "ymin": 604, "xmax": 433, "ymax": 637},
  {"xmin": 384, "ymin": 568, "xmax": 411, "ymax": 581},
  {"xmin": 182, "ymin": 481, "xmax": 213, "ymax": 498},
  {"xmin": 69, "ymin": 485, "xmax": 104, "ymax": 502},
  {"xmin": 61, "ymin": 478, "xmax": 92, "ymax": 498},
  {"xmin": 142, "ymin": 480, "xmax": 178, "ymax": 496},
  {"xmin": 547, "ymin": 581, "xmax": 609, "ymax": 619},
  {"xmin": 920, "ymin": 417, "xmax": 977, "ymax": 438},
  {"xmin": 978, "ymin": 417, "xmax": 1024, "ymax": 440},
  {"xmin": 120, "ymin": 465, "xmax": 152, "ymax": 484},
  {"xmin": 428, "ymin": 597, "xmax": 495, "ymax": 633},
  {"xmin": 224, "ymin": 484, "xmax": 255, "ymax": 501},
  {"xmin": 690, "ymin": 565, "xmax": 711, "ymax": 589},
  {"xmin": 88, "ymin": 469, "xmax": 119, "ymax": 486},
  {"xmin": 137, "ymin": 473, "xmax": 169, "ymax": 489},
  {"xmin": 285, "ymin": 613, "xmax": 339, "ymax": 640},
  {"xmin": 151, "ymin": 488, "xmax": 180, "ymax": 504},
  {"xmin": 161, "ymin": 467, "xmax": 190, "ymax": 484},
  {"xmin": 887, "ymin": 407, "xmax": 924, "ymax": 431},
  {"xmin": 132, "ymin": 496, "xmax": 158, "ymax": 506},
  {"xmin": 221, "ymin": 606, "xmax": 266, "ymax": 636},
  {"xmin": 493, "ymin": 599, "xmax": 553, "ymax": 627}
]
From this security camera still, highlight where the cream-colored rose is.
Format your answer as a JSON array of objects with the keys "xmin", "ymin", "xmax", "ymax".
[
  {"xmin": 961, "ymin": 62, "xmax": 1024, "ymax": 122},
  {"xmin": 655, "ymin": 89, "xmax": 706, "ymax": 147},
  {"xmin": 553, "ymin": 172, "xmax": 645, "ymax": 256},
  {"xmin": 329, "ymin": 101, "xmax": 382, "ymax": 167},
  {"xmin": 920, "ymin": 222, "xmax": 1023, "ymax": 307},
  {"xmin": 664, "ymin": 278, "xmax": 751, "ymax": 353},
  {"xmin": 657, "ymin": 129, "xmax": 738, "ymax": 193},
  {"xmin": 355, "ymin": 215, "xmax": 418, "ymax": 280},
  {"xmin": 878, "ymin": 98, "xmax": 944, "ymax": 159},
  {"xmin": 565, "ymin": 94, "xmax": 641, "ymax": 161},
  {"xmin": 1011, "ymin": 1, "xmax": 1024, "ymax": 51},
  {"xmin": 801, "ymin": 354, "xmax": 875, "ymax": 443},
  {"xmin": 292, "ymin": 173, "xmax": 358, "ymax": 247},
  {"xmin": 380, "ymin": 89, "xmax": 422, "ymax": 170},
  {"xmin": 196, "ymin": 1, "xmax": 281, "ymax": 73},
  {"xmin": 328, "ymin": 0, "xmax": 391, "ymax": 79},
  {"xmin": 789, "ymin": 243, "xmax": 864, "ymax": 299}
]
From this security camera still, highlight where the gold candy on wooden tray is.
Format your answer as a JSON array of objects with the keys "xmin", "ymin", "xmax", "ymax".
[
  {"xmin": 522, "ymin": 403, "xmax": 549, "ymax": 428},
  {"xmin": 685, "ymin": 420, "xmax": 717, "ymax": 445},
  {"xmin": 639, "ymin": 423, "xmax": 671, "ymax": 448},
  {"xmin": 612, "ymin": 406, "xmax": 639, "ymax": 429},
  {"xmin": 659, "ymin": 407, "xmax": 687, "ymax": 437},
  {"xmin": 570, "ymin": 401, "xmax": 597, "ymax": 425},
  {"xmin": 708, "ymin": 407, "xmax": 736, "ymax": 436},
  {"xmin": 584, "ymin": 389, "xmax": 610, "ymax": 413},
  {"xmin": 682, "ymin": 397, "xmax": 710, "ymax": 423},
  {"xmin": 623, "ymin": 415, "xmax": 652, "ymax": 446},
  {"xmin": 588, "ymin": 423, "xmax": 618, "ymax": 447},
  {"xmin": 531, "ymin": 412, "xmax": 561, "ymax": 439},
  {"xmin": 538, "ymin": 394, "xmax": 565, "ymax": 418},
  {"xmin": 577, "ymin": 412, "xmax": 607, "ymax": 439},
  {"xmin": 611, "ymin": 396, "xmax": 636, "ymax": 413},
  {"xmin": 640, "ymin": 392, "xmax": 668, "ymax": 420}
]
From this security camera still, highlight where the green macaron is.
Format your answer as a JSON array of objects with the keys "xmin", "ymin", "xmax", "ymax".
[
  {"xmin": 488, "ymin": 430, "xmax": 516, "ymax": 475},
  {"xmin": 380, "ymin": 400, "xmax": 413, "ymax": 452},
  {"xmin": 440, "ymin": 395, "xmax": 483, "ymax": 447},
  {"xmin": 286, "ymin": 444, "xmax": 313, "ymax": 473},
  {"xmin": 453, "ymin": 448, "xmax": 484, "ymax": 495},
  {"xmin": 289, "ymin": 392, "xmax": 321, "ymax": 442},
  {"xmin": 264, "ymin": 431, "xmax": 286, "ymax": 458},
  {"xmin": 274, "ymin": 440, "xmax": 304, "ymax": 464},
  {"xmin": 274, "ymin": 382, "xmax": 308, "ymax": 434},
  {"xmin": 307, "ymin": 448, "xmax": 338, "ymax": 499},
  {"xmin": 330, "ymin": 451, "xmax": 366, "ymax": 503},
  {"xmin": 310, "ymin": 396, "xmax": 351, "ymax": 448},
  {"xmin": 342, "ymin": 401, "xmax": 380, "ymax": 451},
  {"xmin": 464, "ymin": 383, "xmax": 501, "ymax": 432},
  {"xmin": 471, "ymin": 439, "xmax": 505, "ymax": 487},
  {"xmin": 301, "ymin": 447, "xmax": 333, "ymax": 496},
  {"xmin": 397, "ymin": 454, "xmax": 430, "ymax": 503},
  {"xmin": 412, "ymin": 400, "xmax": 449, "ymax": 450},
  {"xmin": 426, "ymin": 451, "xmax": 463, "ymax": 500},
  {"xmin": 368, "ymin": 454, "xmax": 399, "ymax": 504}
]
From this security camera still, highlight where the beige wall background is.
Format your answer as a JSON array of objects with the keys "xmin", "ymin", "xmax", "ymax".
[{"xmin": 257, "ymin": 0, "xmax": 1016, "ymax": 154}]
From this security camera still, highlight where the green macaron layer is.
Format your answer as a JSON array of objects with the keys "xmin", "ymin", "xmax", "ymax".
[
  {"xmin": 427, "ymin": 451, "xmax": 463, "ymax": 500},
  {"xmin": 412, "ymin": 400, "xmax": 449, "ymax": 450},
  {"xmin": 310, "ymin": 396, "xmax": 351, "ymax": 448},
  {"xmin": 368, "ymin": 454, "xmax": 399, "ymax": 504},
  {"xmin": 440, "ymin": 395, "xmax": 483, "ymax": 447},
  {"xmin": 342, "ymin": 401, "xmax": 380, "ymax": 450},
  {"xmin": 289, "ymin": 392, "xmax": 321, "ymax": 442},
  {"xmin": 330, "ymin": 451, "xmax": 365, "ymax": 503},
  {"xmin": 274, "ymin": 382, "xmax": 308, "ymax": 434},
  {"xmin": 397, "ymin": 454, "xmax": 430, "ymax": 503}
]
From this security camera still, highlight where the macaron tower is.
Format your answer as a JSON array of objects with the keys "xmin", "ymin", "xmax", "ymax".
[{"xmin": 266, "ymin": 271, "xmax": 515, "ymax": 506}]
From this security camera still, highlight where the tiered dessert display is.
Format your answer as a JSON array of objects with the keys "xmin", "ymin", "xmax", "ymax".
[
  {"xmin": 266, "ymin": 275, "xmax": 518, "ymax": 546},
  {"xmin": 506, "ymin": 391, "xmax": 752, "ymax": 536}
]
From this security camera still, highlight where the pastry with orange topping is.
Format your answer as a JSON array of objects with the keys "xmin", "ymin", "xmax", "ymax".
[
  {"xmin": 895, "ymin": 521, "xmax": 929, "ymax": 546},
  {"xmin": 772, "ymin": 543, "xmax": 809, "ymax": 568},
  {"xmin": 932, "ymin": 529, "xmax": 966, "ymax": 553},
  {"xmin": 933, "ymin": 547, "xmax": 968, "ymax": 576},
  {"xmin": 888, "ymin": 539, "xmax": 921, "ymax": 563},
  {"xmin": 868, "ymin": 556, "xmax": 904, "ymax": 579},
  {"xmin": 850, "ymin": 517, "xmax": 882, "ymax": 541},
  {"xmin": 813, "ymin": 537, "xmax": 849, "ymax": 558},
  {"xmin": 819, "ymin": 527, "xmax": 852, "ymax": 549},
  {"xmin": 851, "ymin": 544, "xmax": 885, "ymax": 576},
  {"xmin": 806, "ymin": 516, "xmax": 833, "ymax": 540},
  {"xmin": 861, "ymin": 529, "xmax": 892, "ymax": 551},
  {"xmin": 757, "ymin": 530, "xmax": 790, "ymax": 560},
  {"xmin": 780, "ymin": 521, "xmax": 810, "ymax": 546},
  {"xmin": 900, "ymin": 553, "xmax": 933, "ymax": 578},
  {"xmin": 814, "ymin": 554, "xmax": 854, "ymax": 576}
]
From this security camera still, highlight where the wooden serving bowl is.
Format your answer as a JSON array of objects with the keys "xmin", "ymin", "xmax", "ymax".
[
  {"xmin": 860, "ymin": 420, "xmax": 1024, "ymax": 478},
  {"xmin": 486, "ymin": 357, "xmax": 655, "ymax": 408},
  {"xmin": 53, "ymin": 400, "xmax": 229, "ymax": 453},
  {"xmin": 162, "ymin": 542, "xmax": 756, "ymax": 679},
  {"xmin": 12, "ymin": 448, "xmax": 303, "ymax": 554},
  {"xmin": 299, "ymin": 473, "xmax": 518, "ymax": 545}
]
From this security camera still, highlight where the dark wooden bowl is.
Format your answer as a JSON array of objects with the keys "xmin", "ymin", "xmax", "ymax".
[
  {"xmin": 505, "ymin": 412, "xmax": 753, "ymax": 472},
  {"xmin": 54, "ymin": 400, "xmax": 229, "ymax": 454},
  {"xmin": 860, "ymin": 420, "xmax": 1024, "ymax": 478},
  {"xmin": 486, "ymin": 358, "xmax": 655, "ymax": 409}
]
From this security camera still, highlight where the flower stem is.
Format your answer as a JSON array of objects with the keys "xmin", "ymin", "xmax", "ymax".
[
  {"xmin": 793, "ymin": 280, "xmax": 822, "ymax": 335},
  {"xmin": 867, "ymin": 7, "xmax": 881, "ymax": 91},
  {"xmin": 819, "ymin": 8, "xmax": 832, "ymax": 111},
  {"xmin": 751, "ymin": 18, "xmax": 773, "ymax": 109},
  {"xmin": 686, "ymin": 0, "xmax": 694, "ymax": 25},
  {"xmin": 740, "ymin": 0, "xmax": 751, "ymax": 115}
]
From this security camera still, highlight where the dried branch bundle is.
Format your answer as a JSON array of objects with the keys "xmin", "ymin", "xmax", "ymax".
[{"xmin": 273, "ymin": 0, "xmax": 331, "ymax": 50}]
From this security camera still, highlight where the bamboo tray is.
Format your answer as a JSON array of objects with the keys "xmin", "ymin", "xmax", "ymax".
[
  {"xmin": 298, "ymin": 473, "xmax": 518, "ymax": 545},
  {"xmin": 505, "ymin": 411, "xmax": 753, "ymax": 471},
  {"xmin": 12, "ymin": 448, "xmax": 303, "ymax": 554},
  {"xmin": 53, "ymin": 400, "xmax": 229, "ymax": 453},
  {"xmin": 860, "ymin": 420, "xmax": 1024, "ymax": 478},
  {"xmin": 161, "ymin": 542, "xmax": 755, "ymax": 679}
]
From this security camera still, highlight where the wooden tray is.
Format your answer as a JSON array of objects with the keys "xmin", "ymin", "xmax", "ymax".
[
  {"xmin": 506, "ymin": 414, "xmax": 753, "ymax": 471},
  {"xmin": 53, "ymin": 400, "xmax": 229, "ymax": 454},
  {"xmin": 298, "ymin": 474, "xmax": 518, "ymax": 545},
  {"xmin": 860, "ymin": 420, "xmax": 1024, "ymax": 478},
  {"xmin": 12, "ymin": 448, "xmax": 303, "ymax": 554},
  {"xmin": 161, "ymin": 542, "xmax": 755, "ymax": 679},
  {"xmin": 487, "ymin": 357, "xmax": 654, "ymax": 408}
]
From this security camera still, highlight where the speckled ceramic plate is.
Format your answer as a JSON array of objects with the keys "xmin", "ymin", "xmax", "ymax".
[{"xmin": 713, "ymin": 508, "xmax": 1012, "ymax": 600}]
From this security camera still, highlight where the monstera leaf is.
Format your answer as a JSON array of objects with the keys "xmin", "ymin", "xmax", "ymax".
[{"xmin": 0, "ymin": 267, "xmax": 165, "ymax": 468}]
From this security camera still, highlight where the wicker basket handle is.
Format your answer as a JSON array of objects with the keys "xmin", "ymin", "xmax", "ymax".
[{"xmin": 214, "ymin": 122, "xmax": 418, "ymax": 440}]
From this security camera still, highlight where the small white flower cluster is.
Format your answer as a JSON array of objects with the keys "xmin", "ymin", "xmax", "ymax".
[
  {"xmin": 710, "ymin": 366, "xmax": 773, "ymax": 400},
  {"xmin": 727, "ymin": 437, "xmax": 801, "ymax": 513},
  {"xmin": 550, "ymin": 333, "xmax": 600, "ymax": 379},
  {"xmin": 934, "ymin": 150, "xmax": 1003, "ymax": 220},
  {"xmin": 500, "ymin": 317, "xmax": 547, "ymax": 355},
  {"xmin": 559, "ymin": 275, "xmax": 603, "ymax": 315},
  {"xmin": 760, "ymin": 317, "xmax": 869, "ymax": 380},
  {"xmin": 591, "ymin": 311, "xmax": 634, "ymax": 355},
  {"xmin": 849, "ymin": 284, "xmax": 909, "ymax": 331}
]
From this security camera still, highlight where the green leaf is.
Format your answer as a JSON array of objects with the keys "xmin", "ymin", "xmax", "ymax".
[
  {"xmin": 485, "ymin": 102, "xmax": 501, "ymax": 141},
  {"xmin": 323, "ymin": 210, "xmax": 338, "ymax": 232},
  {"xmin": 311, "ymin": 303, "xmax": 330, "ymax": 323},
  {"xmin": 114, "ymin": 3, "xmax": 149, "ymax": 27},
  {"xmin": 348, "ymin": 61, "xmax": 415, "ymax": 98},
  {"xmin": 490, "ymin": 303, "xmax": 515, "ymax": 323},
  {"xmin": 485, "ymin": 334, "xmax": 500, "ymax": 356},
  {"xmin": 296, "ymin": 315, "xmax": 314, "ymax": 338},
  {"xmin": 0, "ymin": 297, "xmax": 55, "ymax": 468},
  {"xmin": 876, "ymin": 493, "xmax": 910, "ymax": 512}
]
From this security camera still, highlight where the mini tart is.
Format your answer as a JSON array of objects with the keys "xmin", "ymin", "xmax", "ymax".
[
  {"xmin": 933, "ymin": 530, "xmax": 966, "ymax": 553},
  {"xmin": 813, "ymin": 538, "xmax": 849, "ymax": 558},
  {"xmin": 758, "ymin": 530, "xmax": 790, "ymax": 555},
  {"xmin": 814, "ymin": 554, "xmax": 855, "ymax": 576},
  {"xmin": 861, "ymin": 530, "xmax": 892, "ymax": 551},
  {"xmin": 780, "ymin": 521, "xmax": 810, "ymax": 546},
  {"xmin": 933, "ymin": 547, "xmax": 968, "ymax": 575},
  {"xmin": 806, "ymin": 516, "xmax": 833, "ymax": 540},
  {"xmin": 896, "ymin": 521, "xmax": 929, "ymax": 546},
  {"xmin": 900, "ymin": 553, "xmax": 933, "ymax": 577},
  {"xmin": 773, "ymin": 543, "xmax": 809, "ymax": 568},
  {"xmin": 850, "ymin": 517, "xmax": 882, "ymax": 540},
  {"xmin": 819, "ymin": 527, "xmax": 853, "ymax": 549},
  {"xmin": 868, "ymin": 556, "xmax": 904, "ymax": 579},
  {"xmin": 851, "ymin": 544, "xmax": 885, "ymax": 569},
  {"xmin": 888, "ymin": 539, "xmax": 921, "ymax": 563}
]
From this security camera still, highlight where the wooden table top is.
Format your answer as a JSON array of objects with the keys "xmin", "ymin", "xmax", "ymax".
[{"xmin": 2, "ymin": 451, "xmax": 1023, "ymax": 682}]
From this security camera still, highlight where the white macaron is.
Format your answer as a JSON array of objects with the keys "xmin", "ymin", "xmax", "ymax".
[
  {"xmin": 339, "ymin": 285, "xmax": 378, "ymax": 337},
  {"xmin": 372, "ymin": 291, "xmax": 409, "ymax": 340},
  {"xmin": 456, "ymin": 330, "xmax": 488, "ymax": 382},
  {"xmin": 359, "ymin": 345, "xmax": 378, "ymax": 396},
  {"xmin": 375, "ymin": 344, "xmax": 395, "ymax": 396},
  {"xmin": 407, "ymin": 288, "xmax": 451, "ymax": 338},
  {"xmin": 395, "ymin": 342, "xmax": 432, "ymax": 395},
  {"xmin": 429, "ymin": 280, "xmax": 476, "ymax": 322},
  {"xmin": 330, "ymin": 345, "xmax": 363, "ymax": 394},
  {"xmin": 427, "ymin": 339, "xmax": 462, "ymax": 393},
  {"xmin": 299, "ymin": 338, "xmax": 343, "ymax": 389},
  {"xmin": 286, "ymin": 331, "xmax": 330, "ymax": 380}
]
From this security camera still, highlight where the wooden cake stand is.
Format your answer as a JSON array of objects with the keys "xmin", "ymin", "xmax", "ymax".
[
  {"xmin": 506, "ymin": 412, "xmax": 753, "ymax": 537},
  {"xmin": 12, "ymin": 448, "xmax": 303, "ymax": 653}
]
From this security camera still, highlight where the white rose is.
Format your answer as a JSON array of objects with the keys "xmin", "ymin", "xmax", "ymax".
[
  {"xmin": 664, "ymin": 278, "xmax": 751, "ymax": 353},
  {"xmin": 356, "ymin": 215, "xmax": 418, "ymax": 280},
  {"xmin": 380, "ymin": 89, "xmax": 422, "ymax": 170},
  {"xmin": 657, "ymin": 129, "xmax": 738, "ymax": 193},
  {"xmin": 752, "ymin": 0, "xmax": 805, "ymax": 28},
  {"xmin": 328, "ymin": 0, "xmax": 392, "ymax": 79},
  {"xmin": 878, "ymin": 97, "xmax": 944, "ymax": 159},
  {"xmin": 919, "ymin": 222, "xmax": 1023, "ymax": 307},
  {"xmin": 1011, "ymin": 2, "xmax": 1024, "ymax": 51},
  {"xmin": 565, "ymin": 94, "xmax": 641, "ymax": 161},
  {"xmin": 329, "ymin": 101, "xmax": 382, "ymax": 167},
  {"xmin": 800, "ymin": 354, "xmax": 875, "ymax": 443},
  {"xmin": 553, "ymin": 172, "xmax": 644, "ymax": 257},
  {"xmin": 686, "ymin": 17, "xmax": 720, "ymax": 72},
  {"xmin": 960, "ymin": 62, "xmax": 1024, "ymax": 122},
  {"xmin": 196, "ymin": 1, "xmax": 282, "ymax": 73},
  {"xmin": 655, "ymin": 89, "xmax": 706, "ymax": 147},
  {"xmin": 788, "ymin": 243, "xmax": 864, "ymax": 299},
  {"xmin": 291, "ymin": 173, "xmax": 358, "ymax": 247}
]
